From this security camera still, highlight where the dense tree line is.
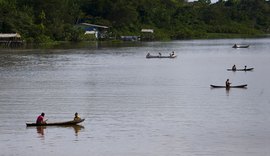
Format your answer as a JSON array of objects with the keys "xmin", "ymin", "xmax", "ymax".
[{"xmin": 0, "ymin": 0, "xmax": 270, "ymax": 42}]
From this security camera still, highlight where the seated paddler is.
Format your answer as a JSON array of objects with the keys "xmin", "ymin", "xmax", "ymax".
[
  {"xmin": 36, "ymin": 112, "xmax": 46, "ymax": 124},
  {"xmin": 74, "ymin": 112, "xmax": 81, "ymax": 121}
]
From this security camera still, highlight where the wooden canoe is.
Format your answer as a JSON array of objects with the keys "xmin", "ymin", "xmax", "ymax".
[
  {"xmin": 232, "ymin": 44, "xmax": 249, "ymax": 48},
  {"xmin": 210, "ymin": 84, "xmax": 247, "ymax": 88},
  {"xmin": 26, "ymin": 119, "xmax": 85, "ymax": 126},
  {"xmin": 146, "ymin": 55, "xmax": 177, "ymax": 59},
  {"xmin": 227, "ymin": 68, "xmax": 254, "ymax": 71}
]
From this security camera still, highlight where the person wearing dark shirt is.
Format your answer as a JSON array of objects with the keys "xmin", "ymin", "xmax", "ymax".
[
  {"xmin": 225, "ymin": 79, "xmax": 231, "ymax": 88},
  {"xmin": 232, "ymin": 65, "xmax": 236, "ymax": 71}
]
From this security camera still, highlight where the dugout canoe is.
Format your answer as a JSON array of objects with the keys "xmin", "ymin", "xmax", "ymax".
[
  {"xmin": 227, "ymin": 68, "xmax": 254, "ymax": 71},
  {"xmin": 232, "ymin": 44, "xmax": 249, "ymax": 48},
  {"xmin": 210, "ymin": 84, "xmax": 247, "ymax": 88},
  {"xmin": 146, "ymin": 55, "xmax": 177, "ymax": 59},
  {"xmin": 26, "ymin": 119, "xmax": 85, "ymax": 126}
]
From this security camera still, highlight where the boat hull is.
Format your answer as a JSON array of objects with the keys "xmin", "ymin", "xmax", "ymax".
[
  {"xmin": 227, "ymin": 68, "xmax": 254, "ymax": 71},
  {"xmin": 210, "ymin": 84, "xmax": 247, "ymax": 88},
  {"xmin": 146, "ymin": 55, "xmax": 177, "ymax": 59},
  {"xmin": 26, "ymin": 119, "xmax": 85, "ymax": 126},
  {"xmin": 232, "ymin": 44, "xmax": 249, "ymax": 48}
]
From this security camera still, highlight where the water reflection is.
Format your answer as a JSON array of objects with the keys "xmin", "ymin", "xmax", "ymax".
[
  {"xmin": 59, "ymin": 125, "xmax": 85, "ymax": 136},
  {"xmin": 36, "ymin": 126, "xmax": 46, "ymax": 136},
  {"xmin": 31, "ymin": 125, "xmax": 85, "ymax": 137},
  {"xmin": 226, "ymin": 88, "xmax": 230, "ymax": 96},
  {"xmin": 210, "ymin": 86, "xmax": 248, "ymax": 96}
]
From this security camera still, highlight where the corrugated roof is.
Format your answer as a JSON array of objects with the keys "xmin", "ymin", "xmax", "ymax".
[
  {"xmin": 79, "ymin": 23, "xmax": 109, "ymax": 29},
  {"xmin": 141, "ymin": 29, "xmax": 154, "ymax": 33},
  {"xmin": 0, "ymin": 33, "xmax": 21, "ymax": 38}
]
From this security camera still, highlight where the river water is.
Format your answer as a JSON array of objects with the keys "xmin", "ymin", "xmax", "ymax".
[{"xmin": 1, "ymin": 38, "xmax": 270, "ymax": 156}]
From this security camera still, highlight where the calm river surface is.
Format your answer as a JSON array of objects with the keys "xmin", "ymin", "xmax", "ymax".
[{"xmin": 1, "ymin": 38, "xmax": 270, "ymax": 156}]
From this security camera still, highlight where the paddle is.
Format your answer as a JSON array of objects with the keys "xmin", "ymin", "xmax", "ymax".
[{"xmin": 43, "ymin": 119, "xmax": 48, "ymax": 124}]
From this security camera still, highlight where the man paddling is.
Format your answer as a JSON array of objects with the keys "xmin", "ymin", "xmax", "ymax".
[
  {"xmin": 36, "ymin": 112, "xmax": 46, "ymax": 124},
  {"xmin": 232, "ymin": 65, "xmax": 236, "ymax": 71},
  {"xmin": 74, "ymin": 112, "xmax": 81, "ymax": 121},
  {"xmin": 225, "ymin": 79, "xmax": 231, "ymax": 88}
]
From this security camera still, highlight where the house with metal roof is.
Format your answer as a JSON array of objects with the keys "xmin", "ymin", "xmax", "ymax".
[
  {"xmin": 77, "ymin": 23, "xmax": 109, "ymax": 39},
  {"xmin": 141, "ymin": 29, "xmax": 154, "ymax": 41},
  {"xmin": 0, "ymin": 33, "xmax": 23, "ymax": 47}
]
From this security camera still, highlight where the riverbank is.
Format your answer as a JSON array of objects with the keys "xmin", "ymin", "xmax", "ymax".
[
  {"xmin": 204, "ymin": 33, "xmax": 268, "ymax": 39},
  {"xmin": 1, "ymin": 33, "xmax": 268, "ymax": 50}
]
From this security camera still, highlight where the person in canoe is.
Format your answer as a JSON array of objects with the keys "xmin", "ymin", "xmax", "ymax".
[
  {"xmin": 225, "ymin": 79, "xmax": 231, "ymax": 88},
  {"xmin": 74, "ymin": 112, "xmax": 81, "ymax": 121},
  {"xmin": 244, "ymin": 65, "xmax": 247, "ymax": 71},
  {"xmin": 232, "ymin": 64, "xmax": 236, "ymax": 71},
  {"xmin": 170, "ymin": 51, "xmax": 175, "ymax": 57},
  {"xmin": 36, "ymin": 112, "xmax": 46, "ymax": 124}
]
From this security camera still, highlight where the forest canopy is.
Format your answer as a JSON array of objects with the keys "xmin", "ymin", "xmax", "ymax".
[{"xmin": 0, "ymin": 0, "xmax": 270, "ymax": 42}]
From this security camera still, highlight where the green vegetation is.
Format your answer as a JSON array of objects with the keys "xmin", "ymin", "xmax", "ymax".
[{"xmin": 1, "ymin": 0, "xmax": 270, "ymax": 43}]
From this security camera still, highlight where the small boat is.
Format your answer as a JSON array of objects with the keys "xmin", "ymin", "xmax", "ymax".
[
  {"xmin": 232, "ymin": 44, "xmax": 249, "ymax": 48},
  {"xmin": 146, "ymin": 55, "xmax": 177, "ymax": 59},
  {"xmin": 26, "ymin": 119, "xmax": 85, "ymax": 126},
  {"xmin": 210, "ymin": 84, "xmax": 247, "ymax": 88},
  {"xmin": 227, "ymin": 68, "xmax": 254, "ymax": 71}
]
